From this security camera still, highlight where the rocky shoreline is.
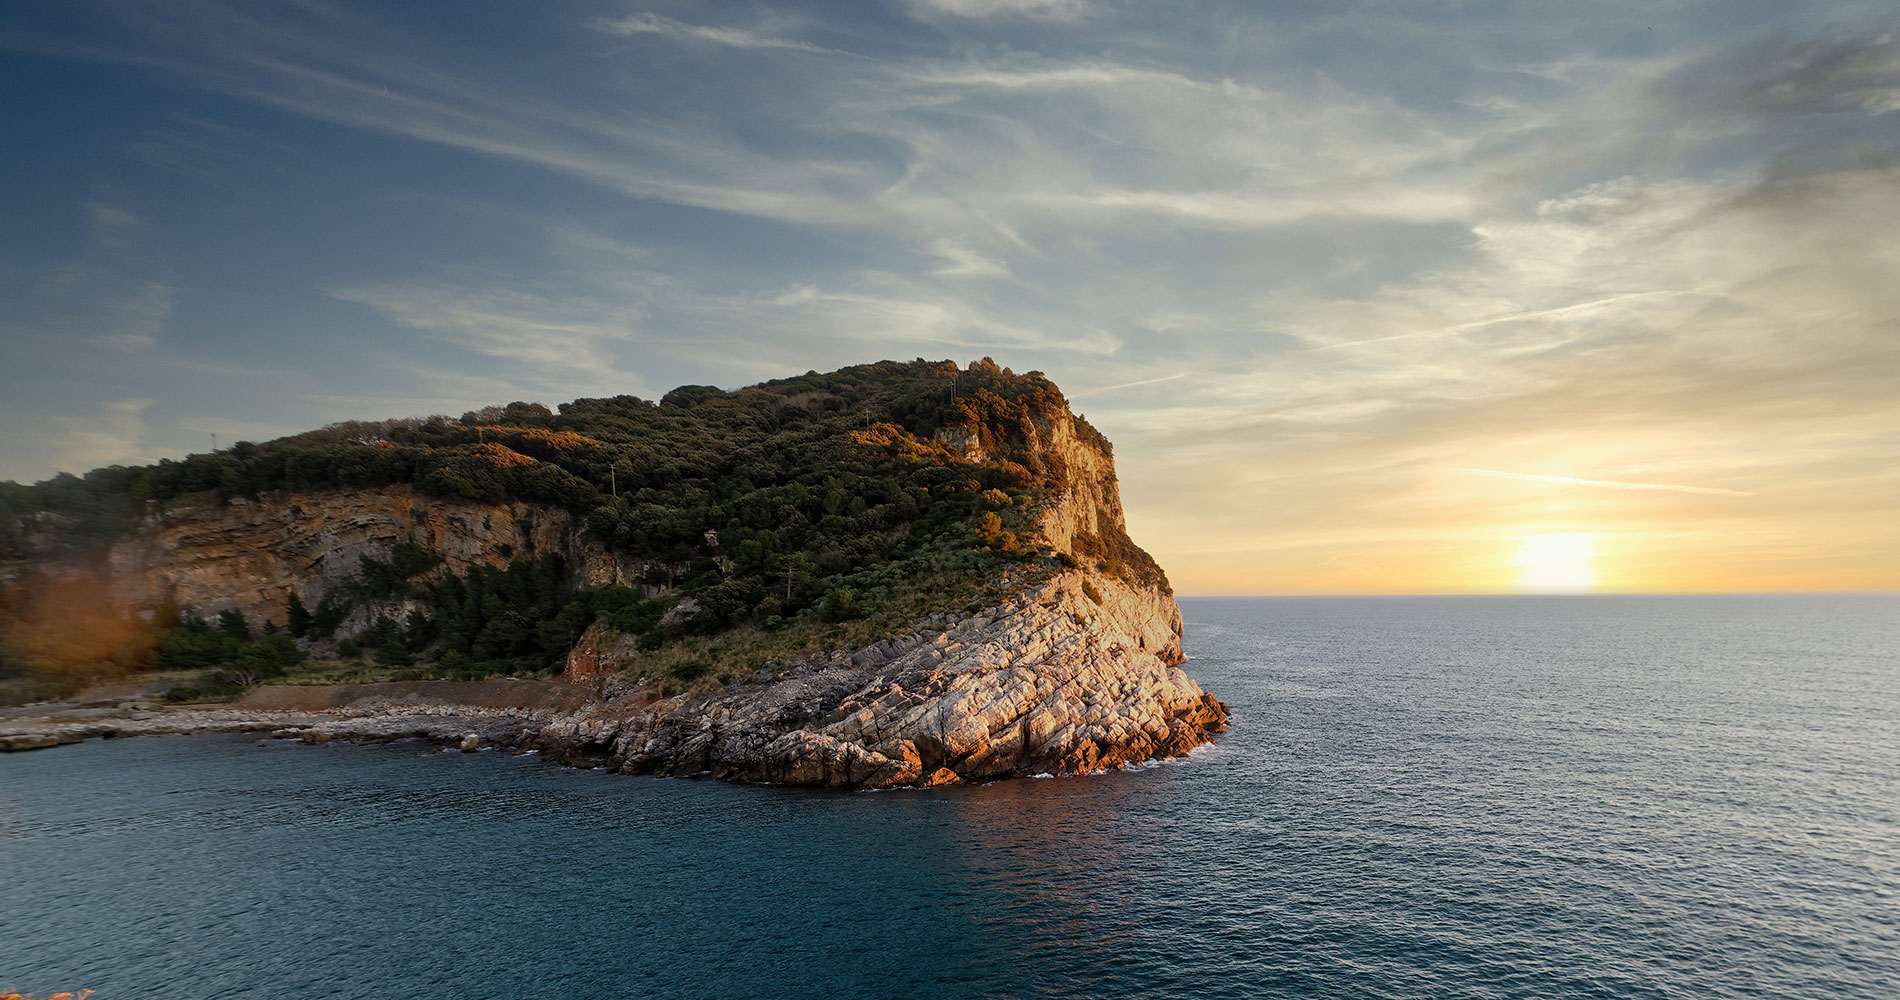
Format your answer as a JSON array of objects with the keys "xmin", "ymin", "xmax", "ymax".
[
  {"xmin": 0, "ymin": 676, "xmax": 571, "ymax": 753},
  {"xmin": 0, "ymin": 701, "xmax": 544, "ymax": 754},
  {"xmin": 3, "ymin": 568, "xmax": 1227, "ymax": 786}
]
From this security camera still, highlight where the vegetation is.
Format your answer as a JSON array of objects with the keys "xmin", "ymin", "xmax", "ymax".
[
  {"xmin": 0, "ymin": 359, "xmax": 1163, "ymax": 704},
  {"xmin": 151, "ymin": 607, "xmax": 308, "ymax": 701}
]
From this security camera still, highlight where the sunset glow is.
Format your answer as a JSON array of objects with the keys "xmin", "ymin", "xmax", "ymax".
[{"xmin": 1514, "ymin": 534, "xmax": 1599, "ymax": 594}]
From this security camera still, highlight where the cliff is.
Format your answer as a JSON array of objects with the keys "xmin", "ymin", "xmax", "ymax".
[
  {"xmin": 538, "ymin": 564, "xmax": 1223, "ymax": 786},
  {"xmin": 0, "ymin": 360, "xmax": 1227, "ymax": 782},
  {"xmin": 97, "ymin": 485, "xmax": 636, "ymax": 628}
]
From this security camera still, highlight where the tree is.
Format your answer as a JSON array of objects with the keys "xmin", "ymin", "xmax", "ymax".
[
  {"xmin": 256, "ymin": 633, "xmax": 303, "ymax": 670},
  {"xmin": 779, "ymin": 552, "xmax": 816, "ymax": 602},
  {"xmin": 403, "ymin": 608, "xmax": 436, "ymax": 651},
  {"xmin": 375, "ymin": 639, "xmax": 414, "ymax": 668},
  {"xmin": 217, "ymin": 608, "xmax": 251, "ymax": 641},
  {"xmin": 820, "ymin": 587, "xmax": 858, "ymax": 623},
  {"xmin": 310, "ymin": 593, "xmax": 347, "ymax": 638},
  {"xmin": 286, "ymin": 592, "xmax": 312, "ymax": 638}
]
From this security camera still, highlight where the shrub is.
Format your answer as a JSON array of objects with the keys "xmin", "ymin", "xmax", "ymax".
[{"xmin": 819, "ymin": 587, "xmax": 858, "ymax": 623}]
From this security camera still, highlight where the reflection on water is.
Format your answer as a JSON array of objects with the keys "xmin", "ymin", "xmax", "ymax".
[{"xmin": 3, "ymin": 595, "xmax": 1897, "ymax": 999}]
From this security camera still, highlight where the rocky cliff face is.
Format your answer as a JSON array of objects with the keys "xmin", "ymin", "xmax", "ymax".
[
  {"xmin": 97, "ymin": 485, "xmax": 641, "ymax": 627},
  {"xmin": 539, "ymin": 563, "xmax": 1223, "ymax": 786}
]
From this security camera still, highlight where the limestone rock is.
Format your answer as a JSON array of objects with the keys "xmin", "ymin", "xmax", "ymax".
[{"xmin": 547, "ymin": 564, "xmax": 1226, "ymax": 788}]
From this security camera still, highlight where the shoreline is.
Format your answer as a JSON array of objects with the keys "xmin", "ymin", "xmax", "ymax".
[
  {"xmin": 2, "ymin": 638, "xmax": 1227, "ymax": 785},
  {"xmin": 0, "ymin": 681, "xmax": 563, "ymax": 756},
  {"xmin": 3, "ymin": 570, "xmax": 1230, "ymax": 786}
]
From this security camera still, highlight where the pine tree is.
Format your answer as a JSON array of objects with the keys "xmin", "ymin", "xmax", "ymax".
[
  {"xmin": 286, "ymin": 592, "xmax": 312, "ymax": 638},
  {"xmin": 217, "ymin": 608, "xmax": 251, "ymax": 641}
]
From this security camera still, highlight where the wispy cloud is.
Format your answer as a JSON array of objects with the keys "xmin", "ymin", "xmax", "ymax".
[
  {"xmin": 1462, "ymin": 469, "xmax": 1755, "ymax": 496},
  {"xmin": 85, "ymin": 200, "xmax": 144, "ymax": 248},
  {"xmin": 326, "ymin": 281, "xmax": 642, "ymax": 379},
  {"xmin": 95, "ymin": 282, "xmax": 173, "ymax": 351},
  {"xmin": 905, "ymin": 0, "xmax": 1090, "ymax": 22},
  {"xmin": 592, "ymin": 12, "xmax": 833, "ymax": 54},
  {"xmin": 49, "ymin": 398, "xmax": 152, "ymax": 473},
  {"xmin": 1069, "ymin": 372, "xmax": 1189, "ymax": 398},
  {"xmin": 926, "ymin": 239, "xmax": 1009, "ymax": 278}
]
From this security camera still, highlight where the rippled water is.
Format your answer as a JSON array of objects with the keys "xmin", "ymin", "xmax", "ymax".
[{"xmin": 4, "ymin": 595, "xmax": 1897, "ymax": 999}]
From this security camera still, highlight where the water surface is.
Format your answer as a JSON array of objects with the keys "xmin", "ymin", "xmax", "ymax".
[{"xmin": 4, "ymin": 595, "xmax": 1896, "ymax": 998}]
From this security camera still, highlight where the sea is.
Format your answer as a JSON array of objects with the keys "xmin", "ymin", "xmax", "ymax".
[{"xmin": 3, "ymin": 595, "xmax": 1897, "ymax": 1000}]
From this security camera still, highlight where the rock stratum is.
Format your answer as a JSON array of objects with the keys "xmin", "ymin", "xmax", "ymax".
[{"xmin": 1, "ymin": 361, "xmax": 1227, "ymax": 785}]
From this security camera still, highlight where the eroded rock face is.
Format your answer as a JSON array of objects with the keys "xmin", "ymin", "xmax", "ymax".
[
  {"xmin": 98, "ymin": 485, "xmax": 644, "ymax": 628},
  {"xmin": 535, "ymin": 566, "xmax": 1226, "ymax": 787}
]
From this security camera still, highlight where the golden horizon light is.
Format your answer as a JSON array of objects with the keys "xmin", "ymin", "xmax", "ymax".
[{"xmin": 1513, "ymin": 533, "xmax": 1600, "ymax": 594}]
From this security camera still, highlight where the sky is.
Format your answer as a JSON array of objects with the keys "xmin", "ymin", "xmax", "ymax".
[{"xmin": 1, "ymin": 0, "xmax": 1895, "ymax": 595}]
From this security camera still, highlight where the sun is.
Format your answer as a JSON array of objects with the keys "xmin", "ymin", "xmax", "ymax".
[{"xmin": 1514, "ymin": 533, "xmax": 1599, "ymax": 593}]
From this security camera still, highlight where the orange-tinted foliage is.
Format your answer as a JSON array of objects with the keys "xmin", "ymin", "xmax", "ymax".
[
  {"xmin": 473, "ymin": 442, "xmax": 538, "ymax": 469},
  {"xmin": 850, "ymin": 422, "xmax": 960, "ymax": 465},
  {"xmin": 466, "ymin": 425, "xmax": 600, "ymax": 452}
]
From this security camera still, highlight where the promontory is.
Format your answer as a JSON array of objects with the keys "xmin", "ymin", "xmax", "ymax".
[{"xmin": 0, "ymin": 359, "xmax": 1226, "ymax": 785}]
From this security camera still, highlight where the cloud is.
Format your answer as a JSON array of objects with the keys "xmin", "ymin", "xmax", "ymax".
[
  {"xmin": 95, "ymin": 282, "xmax": 173, "ymax": 351},
  {"xmin": 905, "ymin": 0, "xmax": 1090, "ymax": 22},
  {"xmin": 85, "ymin": 200, "xmax": 144, "ymax": 247},
  {"xmin": 327, "ymin": 281, "xmax": 642, "ymax": 378},
  {"xmin": 905, "ymin": 62, "xmax": 1197, "ymax": 90},
  {"xmin": 49, "ymin": 398, "xmax": 152, "ymax": 473},
  {"xmin": 3, "ymin": 1, "xmax": 1495, "ymax": 255},
  {"xmin": 327, "ymin": 218, "xmax": 1117, "ymax": 397},
  {"xmin": 1068, "ymin": 372, "xmax": 1188, "ymax": 398},
  {"xmin": 592, "ymin": 12, "xmax": 832, "ymax": 53},
  {"xmin": 1462, "ymin": 469, "xmax": 1755, "ymax": 497},
  {"xmin": 926, "ymin": 239, "xmax": 1009, "ymax": 277},
  {"xmin": 1653, "ymin": 31, "xmax": 1900, "ymax": 121}
]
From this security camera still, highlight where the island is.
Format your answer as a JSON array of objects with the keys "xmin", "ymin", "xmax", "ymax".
[{"xmin": 0, "ymin": 359, "xmax": 1226, "ymax": 786}]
